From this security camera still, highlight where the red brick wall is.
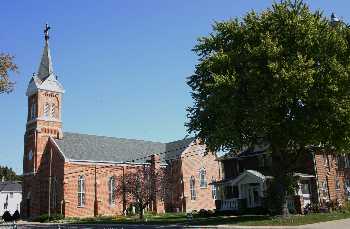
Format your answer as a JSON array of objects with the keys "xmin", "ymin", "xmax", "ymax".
[
  {"xmin": 314, "ymin": 153, "xmax": 346, "ymax": 204},
  {"xmin": 63, "ymin": 158, "xmax": 166, "ymax": 218},
  {"xmin": 180, "ymin": 139, "xmax": 220, "ymax": 212}
]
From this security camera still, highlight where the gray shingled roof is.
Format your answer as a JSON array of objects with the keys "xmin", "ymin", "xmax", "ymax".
[
  {"xmin": 54, "ymin": 132, "xmax": 194, "ymax": 164},
  {"xmin": 0, "ymin": 182, "xmax": 21, "ymax": 192}
]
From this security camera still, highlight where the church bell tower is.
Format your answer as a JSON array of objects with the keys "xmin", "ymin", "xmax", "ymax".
[{"xmin": 23, "ymin": 24, "xmax": 64, "ymax": 218}]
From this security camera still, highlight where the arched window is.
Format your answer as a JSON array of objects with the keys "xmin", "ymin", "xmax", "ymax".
[
  {"xmin": 51, "ymin": 103, "xmax": 56, "ymax": 118},
  {"xmin": 31, "ymin": 102, "xmax": 36, "ymax": 120},
  {"xmin": 211, "ymin": 177, "xmax": 217, "ymax": 199},
  {"xmin": 108, "ymin": 176, "xmax": 116, "ymax": 206},
  {"xmin": 190, "ymin": 176, "xmax": 196, "ymax": 200},
  {"xmin": 199, "ymin": 168, "xmax": 207, "ymax": 188},
  {"xmin": 44, "ymin": 103, "xmax": 50, "ymax": 117},
  {"xmin": 77, "ymin": 175, "xmax": 85, "ymax": 207}
]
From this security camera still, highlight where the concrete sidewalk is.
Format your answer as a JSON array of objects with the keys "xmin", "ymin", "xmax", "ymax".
[
  {"xmin": 197, "ymin": 217, "xmax": 350, "ymax": 229},
  {"xmin": 15, "ymin": 218, "xmax": 350, "ymax": 229}
]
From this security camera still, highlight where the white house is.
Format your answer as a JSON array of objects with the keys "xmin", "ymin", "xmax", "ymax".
[{"xmin": 0, "ymin": 180, "xmax": 22, "ymax": 216}]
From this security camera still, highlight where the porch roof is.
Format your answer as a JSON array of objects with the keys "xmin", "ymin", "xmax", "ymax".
[{"xmin": 213, "ymin": 170, "xmax": 272, "ymax": 186}]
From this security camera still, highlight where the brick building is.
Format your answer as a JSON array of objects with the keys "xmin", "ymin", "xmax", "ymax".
[
  {"xmin": 22, "ymin": 27, "xmax": 220, "ymax": 219},
  {"xmin": 214, "ymin": 145, "xmax": 350, "ymax": 214}
]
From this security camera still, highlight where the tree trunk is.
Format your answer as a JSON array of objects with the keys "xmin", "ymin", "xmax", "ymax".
[
  {"xmin": 270, "ymin": 148, "xmax": 293, "ymax": 217},
  {"xmin": 139, "ymin": 207, "xmax": 144, "ymax": 220}
]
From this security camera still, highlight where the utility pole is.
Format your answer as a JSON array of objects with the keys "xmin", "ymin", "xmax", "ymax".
[{"xmin": 48, "ymin": 147, "xmax": 53, "ymax": 217}]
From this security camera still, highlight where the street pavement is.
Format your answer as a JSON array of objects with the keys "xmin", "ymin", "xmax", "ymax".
[{"xmin": 14, "ymin": 218, "xmax": 350, "ymax": 229}]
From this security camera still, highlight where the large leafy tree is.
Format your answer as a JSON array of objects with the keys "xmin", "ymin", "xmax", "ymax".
[
  {"xmin": 0, "ymin": 53, "xmax": 17, "ymax": 94},
  {"xmin": 187, "ymin": 0, "xmax": 350, "ymax": 214}
]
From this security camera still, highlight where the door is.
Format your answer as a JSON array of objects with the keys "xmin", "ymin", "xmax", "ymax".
[{"xmin": 247, "ymin": 184, "xmax": 260, "ymax": 208}]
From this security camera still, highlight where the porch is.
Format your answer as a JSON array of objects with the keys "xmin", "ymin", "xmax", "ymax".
[
  {"xmin": 214, "ymin": 170, "xmax": 268, "ymax": 211},
  {"xmin": 214, "ymin": 170, "xmax": 315, "ymax": 213}
]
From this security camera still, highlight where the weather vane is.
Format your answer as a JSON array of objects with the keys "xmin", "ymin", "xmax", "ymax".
[{"xmin": 44, "ymin": 23, "xmax": 51, "ymax": 41}]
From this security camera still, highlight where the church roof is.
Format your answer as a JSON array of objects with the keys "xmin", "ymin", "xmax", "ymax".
[
  {"xmin": 0, "ymin": 181, "xmax": 21, "ymax": 193},
  {"xmin": 37, "ymin": 40, "xmax": 54, "ymax": 81},
  {"xmin": 54, "ymin": 132, "xmax": 195, "ymax": 164}
]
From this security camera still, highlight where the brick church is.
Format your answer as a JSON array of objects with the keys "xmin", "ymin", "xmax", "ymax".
[{"xmin": 22, "ymin": 26, "xmax": 220, "ymax": 219}]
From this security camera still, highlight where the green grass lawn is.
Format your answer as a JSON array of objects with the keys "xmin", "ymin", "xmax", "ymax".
[{"xmin": 59, "ymin": 211, "xmax": 350, "ymax": 226}]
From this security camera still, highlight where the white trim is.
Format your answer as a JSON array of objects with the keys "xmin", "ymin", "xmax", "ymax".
[
  {"xmin": 49, "ymin": 136, "xmax": 68, "ymax": 162},
  {"xmin": 67, "ymin": 159, "xmax": 151, "ymax": 166},
  {"xmin": 0, "ymin": 191, "xmax": 21, "ymax": 194}
]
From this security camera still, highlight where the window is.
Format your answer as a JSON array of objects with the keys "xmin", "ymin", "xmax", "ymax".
[
  {"xmin": 190, "ymin": 176, "xmax": 196, "ymax": 200},
  {"xmin": 199, "ymin": 168, "xmax": 207, "ymax": 188},
  {"xmin": 301, "ymin": 183, "xmax": 310, "ymax": 194},
  {"xmin": 108, "ymin": 176, "xmax": 116, "ymax": 206},
  {"xmin": 51, "ymin": 103, "xmax": 56, "ymax": 118},
  {"xmin": 3, "ymin": 195, "xmax": 8, "ymax": 210},
  {"xmin": 323, "ymin": 154, "xmax": 329, "ymax": 167},
  {"xmin": 336, "ymin": 177, "xmax": 341, "ymax": 190},
  {"xmin": 345, "ymin": 155, "xmax": 350, "ymax": 168},
  {"xmin": 44, "ymin": 103, "xmax": 50, "ymax": 117},
  {"xmin": 31, "ymin": 102, "xmax": 36, "ymax": 120},
  {"xmin": 77, "ymin": 175, "xmax": 85, "ymax": 207},
  {"xmin": 321, "ymin": 180, "xmax": 329, "ymax": 199},
  {"xmin": 51, "ymin": 177, "xmax": 58, "ymax": 209},
  {"xmin": 345, "ymin": 179, "xmax": 350, "ymax": 199},
  {"xmin": 337, "ymin": 155, "xmax": 344, "ymax": 169},
  {"xmin": 211, "ymin": 177, "xmax": 217, "ymax": 199}
]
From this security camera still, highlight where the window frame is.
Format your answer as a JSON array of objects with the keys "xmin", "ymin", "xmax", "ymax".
[
  {"xmin": 108, "ymin": 176, "xmax": 116, "ymax": 206},
  {"xmin": 50, "ymin": 103, "xmax": 56, "ymax": 118},
  {"xmin": 335, "ymin": 177, "xmax": 341, "ymax": 190},
  {"xmin": 199, "ymin": 168, "xmax": 207, "ymax": 188},
  {"xmin": 190, "ymin": 176, "xmax": 196, "ymax": 200},
  {"xmin": 211, "ymin": 177, "xmax": 217, "ymax": 200},
  {"xmin": 77, "ymin": 175, "xmax": 85, "ymax": 207},
  {"xmin": 321, "ymin": 180, "xmax": 329, "ymax": 200},
  {"xmin": 43, "ymin": 102, "xmax": 50, "ymax": 117}
]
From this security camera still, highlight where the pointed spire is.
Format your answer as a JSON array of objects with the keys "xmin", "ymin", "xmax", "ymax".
[{"xmin": 37, "ymin": 23, "xmax": 54, "ymax": 80}]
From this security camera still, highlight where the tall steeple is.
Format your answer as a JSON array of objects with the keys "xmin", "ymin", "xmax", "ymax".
[
  {"xmin": 26, "ymin": 24, "xmax": 64, "ymax": 96},
  {"xmin": 37, "ymin": 24, "xmax": 54, "ymax": 80}
]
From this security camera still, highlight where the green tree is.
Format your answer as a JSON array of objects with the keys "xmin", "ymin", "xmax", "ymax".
[
  {"xmin": 0, "ymin": 53, "xmax": 18, "ymax": 94},
  {"xmin": 0, "ymin": 166, "xmax": 21, "ymax": 181},
  {"xmin": 187, "ymin": 0, "xmax": 350, "ymax": 215}
]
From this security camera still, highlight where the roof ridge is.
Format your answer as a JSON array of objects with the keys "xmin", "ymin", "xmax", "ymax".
[
  {"xmin": 166, "ymin": 137, "xmax": 195, "ymax": 145},
  {"xmin": 63, "ymin": 132, "xmax": 165, "ymax": 144}
]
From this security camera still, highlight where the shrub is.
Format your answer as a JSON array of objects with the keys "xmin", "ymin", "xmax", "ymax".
[
  {"xmin": 197, "ymin": 209, "xmax": 214, "ymax": 217},
  {"xmin": 2, "ymin": 211, "xmax": 13, "ymax": 222},
  {"xmin": 33, "ymin": 213, "xmax": 64, "ymax": 222},
  {"xmin": 12, "ymin": 210, "xmax": 20, "ymax": 221}
]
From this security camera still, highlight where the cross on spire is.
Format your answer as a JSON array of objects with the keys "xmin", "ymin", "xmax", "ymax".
[{"xmin": 44, "ymin": 23, "xmax": 51, "ymax": 41}]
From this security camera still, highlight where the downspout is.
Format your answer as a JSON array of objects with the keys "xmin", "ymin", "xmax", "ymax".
[{"xmin": 34, "ymin": 130, "xmax": 37, "ymax": 173}]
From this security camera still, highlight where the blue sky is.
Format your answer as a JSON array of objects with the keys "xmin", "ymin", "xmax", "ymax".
[{"xmin": 1, "ymin": 0, "xmax": 349, "ymax": 174}]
